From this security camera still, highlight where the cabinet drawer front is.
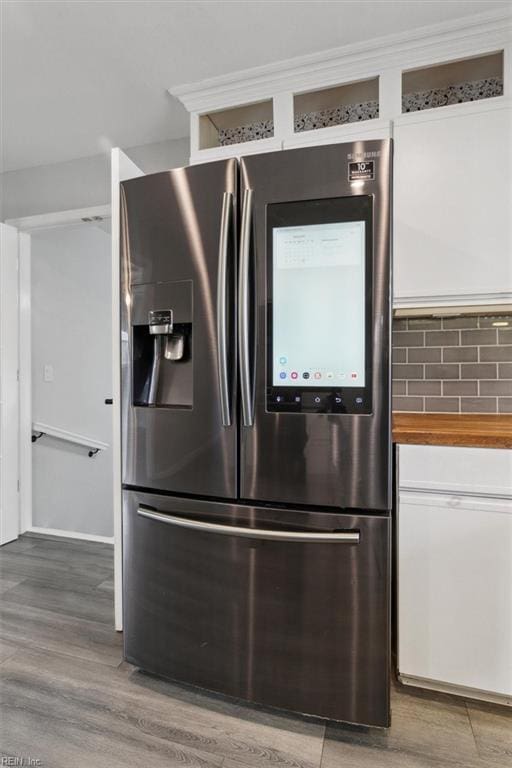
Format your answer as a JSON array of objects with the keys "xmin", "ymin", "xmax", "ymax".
[
  {"xmin": 123, "ymin": 490, "xmax": 391, "ymax": 726},
  {"xmin": 399, "ymin": 444, "xmax": 512, "ymax": 497}
]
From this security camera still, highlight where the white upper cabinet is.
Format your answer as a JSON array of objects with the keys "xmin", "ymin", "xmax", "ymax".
[
  {"xmin": 393, "ymin": 45, "xmax": 512, "ymax": 308},
  {"xmin": 393, "ymin": 100, "xmax": 512, "ymax": 307},
  {"xmin": 170, "ymin": 9, "xmax": 512, "ymax": 307}
]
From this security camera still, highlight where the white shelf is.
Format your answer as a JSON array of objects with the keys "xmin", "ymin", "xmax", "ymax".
[{"xmin": 32, "ymin": 421, "xmax": 108, "ymax": 454}]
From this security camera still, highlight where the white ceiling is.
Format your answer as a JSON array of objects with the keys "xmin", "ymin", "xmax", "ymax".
[{"xmin": 2, "ymin": 0, "xmax": 509, "ymax": 172}]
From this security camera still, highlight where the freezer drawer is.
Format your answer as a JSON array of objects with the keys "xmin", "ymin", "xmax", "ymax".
[{"xmin": 123, "ymin": 490, "xmax": 391, "ymax": 727}]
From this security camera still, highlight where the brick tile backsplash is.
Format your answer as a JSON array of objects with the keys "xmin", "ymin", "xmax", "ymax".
[
  {"xmin": 460, "ymin": 363, "xmax": 497, "ymax": 379},
  {"xmin": 479, "ymin": 380, "xmax": 512, "ymax": 396},
  {"xmin": 408, "ymin": 347, "xmax": 442, "ymax": 363},
  {"xmin": 425, "ymin": 397, "xmax": 459, "ymax": 412},
  {"xmin": 480, "ymin": 345, "xmax": 512, "ymax": 362},
  {"xmin": 408, "ymin": 380, "xmax": 441, "ymax": 396},
  {"xmin": 460, "ymin": 329, "xmax": 497, "ymax": 346},
  {"xmin": 442, "ymin": 347, "xmax": 478, "ymax": 363},
  {"xmin": 425, "ymin": 363, "xmax": 459, "ymax": 379},
  {"xmin": 425, "ymin": 330, "xmax": 459, "ymax": 346},
  {"xmin": 392, "ymin": 314, "xmax": 512, "ymax": 413},
  {"xmin": 461, "ymin": 397, "xmax": 497, "ymax": 413},
  {"xmin": 408, "ymin": 318, "xmax": 442, "ymax": 330}
]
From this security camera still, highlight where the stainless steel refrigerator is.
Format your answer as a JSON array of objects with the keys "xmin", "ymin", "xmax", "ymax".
[{"xmin": 120, "ymin": 140, "xmax": 392, "ymax": 727}]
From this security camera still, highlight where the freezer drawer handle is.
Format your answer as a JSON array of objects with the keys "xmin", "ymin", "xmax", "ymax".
[
  {"xmin": 137, "ymin": 506, "xmax": 360, "ymax": 543},
  {"xmin": 238, "ymin": 188, "xmax": 254, "ymax": 427},
  {"xmin": 217, "ymin": 191, "xmax": 233, "ymax": 427}
]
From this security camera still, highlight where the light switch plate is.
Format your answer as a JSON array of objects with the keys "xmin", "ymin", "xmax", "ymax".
[{"xmin": 43, "ymin": 364, "xmax": 54, "ymax": 382}]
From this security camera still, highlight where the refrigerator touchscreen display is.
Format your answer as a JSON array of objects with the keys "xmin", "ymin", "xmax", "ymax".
[{"xmin": 272, "ymin": 221, "xmax": 366, "ymax": 388}]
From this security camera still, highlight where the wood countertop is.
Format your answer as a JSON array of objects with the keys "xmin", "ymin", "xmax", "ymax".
[{"xmin": 392, "ymin": 413, "xmax": 512, "ymax": 449}]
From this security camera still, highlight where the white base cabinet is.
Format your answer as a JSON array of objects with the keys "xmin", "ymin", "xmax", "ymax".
[{"xmin": 398, "ymin": 445, "xmax": 512, "ymax": 704}]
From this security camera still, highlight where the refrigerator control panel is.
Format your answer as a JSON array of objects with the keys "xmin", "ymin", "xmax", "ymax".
[
  {"xmin": 266, "ymin": 194, "xmax": 374, "ymax": 417},
  {"xmin": 266, "ymin": 388, "xmax": 371, "ymax": 414}
]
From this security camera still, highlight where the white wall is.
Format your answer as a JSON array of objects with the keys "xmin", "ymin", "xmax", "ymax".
[
  {"xmin": 31, "ymin": 223, "xmax": 113, "ymax": 537},
  {"xmin": 0, "ymin": 137, "xmax": 189, "ymax": 221}
]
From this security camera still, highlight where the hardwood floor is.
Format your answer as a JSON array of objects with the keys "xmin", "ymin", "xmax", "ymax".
[{"xmin": 0, "ymin": 534, "xmax": 510, "ymax": 767}]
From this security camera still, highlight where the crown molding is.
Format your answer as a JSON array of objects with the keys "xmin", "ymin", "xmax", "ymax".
[{"xmin": 170, "ymin": 9, "xmax": 512, "ymax": 114}]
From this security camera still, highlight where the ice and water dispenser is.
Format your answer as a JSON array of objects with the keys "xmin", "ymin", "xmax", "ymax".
[{"xmin": 131, "ymin": 280, "xmax": 192, "ymax": 408}]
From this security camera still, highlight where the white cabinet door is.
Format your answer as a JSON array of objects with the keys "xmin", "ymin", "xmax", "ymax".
[
  {"xmin": 394, "ymin": 101, "xmax": 512, "ymax": 308},
  {"xmin": 398, "ymin": 491, "xmax": 512, "ymax": 698}
]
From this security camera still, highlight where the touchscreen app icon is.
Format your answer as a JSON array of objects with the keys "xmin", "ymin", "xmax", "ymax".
[
  {"xmin": 302, "ymin": 372, "xmax": 310, "ymax": 379},
  {"xmin": 351, "ymin": 372, "xmax": 358, "ymax": 379},
  {"xmin": 290, "ymin": 371, "xmax": 298, "ymax": 380},
  {"xmin": 314, "ymin": 372, "xmax": 321, "ymax": 380},
  {"xmin": 279, "ymin": 371, "xmax": 287, "ymax": 379},
  {"xmin": 279, "ymin": 356, "xmax": 287, "ymax": 365},
  {"xmin": 326, "ymin": 372, "xmax": 334, "ymax": 379}
]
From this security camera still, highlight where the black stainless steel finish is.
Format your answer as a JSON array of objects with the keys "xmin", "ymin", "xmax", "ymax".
[
  {"xmin": 239, "ymin": 141, "xmax": 392, "ymax": 510},
  {"xmin": 217, "ymin": 192, "xmax": 234, "ymax": 427},
  {"xmin": 123, "ymin": 489, "xmax": 391, "ymax": 727},
  {"xmin": 121, "ymin": 142, "xmax": 393, "ymax": 728},
  {"xmin": 120, "ymin": 160, "xmax": 238, "ymax": 498},
  {"xmin": 238, "ymin": 188, "xmax": 254, "ymax": 427}
]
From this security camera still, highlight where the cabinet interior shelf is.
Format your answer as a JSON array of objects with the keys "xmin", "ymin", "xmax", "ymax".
[{"xmin": 402, "ymin": 51, "xmax": 503, "ymax": 113}]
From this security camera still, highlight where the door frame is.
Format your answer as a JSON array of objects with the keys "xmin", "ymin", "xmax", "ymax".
[
  {"xmin": 6, "ymin": 203, "xmax": 112, "ymax": 540},
  {"xmin": 8, "ymin": 146, "xmax": 144, "ymax": 633},
  {"xmin": 0, "ymin": 223, "xmax": 21, "ymax": 545}
]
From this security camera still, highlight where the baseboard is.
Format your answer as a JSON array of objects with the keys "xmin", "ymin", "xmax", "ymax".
[
  {"xmin": 399, "ymin": 674, "xmax": 512, "ymax": 707},
  {"xmin": 25, "ymin": 526, "xmax": 114, "ymax": 545}
]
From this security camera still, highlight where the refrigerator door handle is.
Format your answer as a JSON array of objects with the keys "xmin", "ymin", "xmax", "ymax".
[
  {"xmin": 217, "ymin": 191, "xmax": 233, "ymax": 427},
  {"xmin": 137, "ymin": 506, "xmax": 360, "ymax": 543},
  {"xmin": 238, "ymin": 188, "xmax": 254, "ymax": 427}
]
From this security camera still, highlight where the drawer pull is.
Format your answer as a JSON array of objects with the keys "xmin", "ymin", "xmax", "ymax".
[{"xmin": 137, "ymin": 507, "xmax": 360, "ymax": 544}]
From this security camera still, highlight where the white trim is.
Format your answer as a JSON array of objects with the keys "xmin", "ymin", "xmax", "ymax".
[
  {"xmin": 398, "ymin": 674, "xmax": 512, "ymax": 707},
  {"xmin": 26, "ymin": 526, "xmax": 114, "ymax": 545},
  {"xmin": 0, "ymin": 223, "xmax": 21, "ymax": 545},
  {"xmin": 393, "ymin": 94, "xmax": 512, "ymax": 126},
  {"xmin": 283, "ymin": 117, "xmax": 392, "ymax": 149},
  {"xmin": 398, "ymin": 492, "xmax": 512, "ymax": 515},
  {"xmin": 6, "ymin": 205, "xmax": 111, "ymax": 233},
  {"xmin": 394, "ymin": 290, "xmax": 512, "ymax": 309},
  {"xmin": 399, "ymin": 482, "xmax": 512, "ymax": 500},
  {"xmin": 111, "ymin": 148, "xmax": 145, "ymax": 632},
  {"xmin": 170, "ymin": 9, "xmax": 512, "ymax": 113},
  {"xmin": 189, "ymin": 136, "xmax": 282, "ymax": 165},
  {"xmin": 32, "ymin": 422, "xmax": 109, "ymax": 453},
  {"xmin": 394, "ymin": 303, "xmax": 512, "ymax": 317},
  {"xmin": 19, "ymin": 233, "xmax": 32, "ymax": 534}
]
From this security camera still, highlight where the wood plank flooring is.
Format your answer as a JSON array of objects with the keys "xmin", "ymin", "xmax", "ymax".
[{"xmin": 1, "ymin": 534, "xmax": 510, "ymax": 767}]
